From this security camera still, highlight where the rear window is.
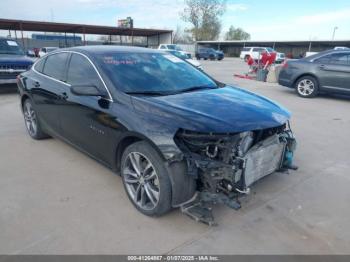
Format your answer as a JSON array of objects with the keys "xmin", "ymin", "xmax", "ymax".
[
  {"xmin": 34, "ymin": 58, "xmax": 46, "ymax": 73},
  {"xmin": 43, "ymin": 52, "xmax": 69, "ymax": 82},
  {"xmin": 242, "ymin": 47, "xmax": 250, "ymax": 51}
]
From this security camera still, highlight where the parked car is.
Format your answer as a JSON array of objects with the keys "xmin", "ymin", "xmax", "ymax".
[
  {"xmin": 0, "ymin": 38, "xmax": 34, "ymax": 85},
  {"xmin": 240, "ymin": 47, "xmax": 285, "ymax": 63},
  {"xmin": 158, "ymin": 44, "xmax": 191, "ymax": 58},
  {"xmin": 278, "ymin": 50, "xmax": 350, "ymax": 98},
  {"xmin": 196, "ymin": 47, "xmax": 224, "ymax": 60},
  {"xmin": 17, "ymin": 46, "xmax": 296, "ymax": 224},
  {"xmin": 163, "ymin": 49, "xmax": 202, "ymax": 70},
  {"xmin": 38, "ymin": 47, "xmax": 59, "ymax": 57}
]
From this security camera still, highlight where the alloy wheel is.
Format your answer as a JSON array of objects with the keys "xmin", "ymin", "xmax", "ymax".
[
  {"xmin": 23, "ymin": 102, "xmax": 37, "ymax": 137},
  {"xmin": 297, "ymin": 79, "xmax": 315, "ymax": 96},
  {"xmin": 123, "ymin": 152, "xmax": 160, "ymax": 210}
]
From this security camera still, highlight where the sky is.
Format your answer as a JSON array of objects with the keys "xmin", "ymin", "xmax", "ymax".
[{"xmin": 0, "ymin": 0, "xmax": 350, "ymax": 41}]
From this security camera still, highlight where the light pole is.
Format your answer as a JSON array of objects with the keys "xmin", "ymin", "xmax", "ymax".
[{"xmin": 332, "ymin": 26, "xmax": 338, "ymax": 40}]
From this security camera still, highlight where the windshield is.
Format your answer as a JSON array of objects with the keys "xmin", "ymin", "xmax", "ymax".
[
  {"xmin": 266, "ymin": 48, "xmax": 275, "ymax": 52},
  {"xmin": 98, "ymin": 52, "xmax": 217, "ymax": 94},
  {"xmin": 0, "ymin": 39, "xmax": 24, "ymax": 55},
  {"xmin": 166, "ymin": 50, "xmax": 188, "ymax": 60},
  {"xmin": 166, "ymin": 44, "xmax": 183, "ymax": 51},
  {"xmin": 46, "ymin": 47, "xmax": 58, "ymax": 52}
]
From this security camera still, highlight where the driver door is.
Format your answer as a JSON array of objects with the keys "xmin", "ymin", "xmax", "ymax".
[{"xmin": 59, "ymin": 53, "xmax": 115, "ymax": 165}]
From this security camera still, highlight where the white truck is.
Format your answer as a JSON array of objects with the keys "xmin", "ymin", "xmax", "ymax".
[
  {"xmin": 158, "ymin": 44, "xmax": 192, "ymax": 58},
  {"xmin": 240, "ymin": 47, "xmax": 285, "ymax": 63}
]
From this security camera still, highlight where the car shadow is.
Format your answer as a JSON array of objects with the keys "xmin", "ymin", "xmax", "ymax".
[
  {"xmin": 0, "ymin": 84, "xmax": 18, "ymax": 94},
  {"xmin": 278, "ymin": 86, "xmax": 350, "ymax": 102}
]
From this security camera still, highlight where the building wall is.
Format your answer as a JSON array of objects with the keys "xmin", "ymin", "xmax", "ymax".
[{"xmin": 147, "ymin": 32, "xmax": 172, "ymax": 48}]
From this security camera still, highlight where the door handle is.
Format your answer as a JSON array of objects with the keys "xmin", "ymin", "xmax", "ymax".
[
  {"xmin": 319, "ymin": 64, "xmax": 326, "ymax": 70},
  {"xmin": 33, "ymin": 81, "xmax": 40, "ymax": 87}
]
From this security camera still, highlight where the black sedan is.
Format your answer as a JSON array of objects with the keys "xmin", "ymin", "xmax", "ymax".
[
  {"xmin": 17, "ymin": 46, "xmax": 296, "ymax": 224},
  {"xmin": 279, "ymin": 50, "xmax": 350, "ymax": 98}
]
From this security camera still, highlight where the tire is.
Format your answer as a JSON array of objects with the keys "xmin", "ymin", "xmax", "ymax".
[
  {"xmin": 22, "ymin": 98, "xmax": 50, "ymax": 140},
  {"xmin": 121, "ymin": 141, "xmax": 172, "ymax": 216},
  {"xmin": 295, "ymin": 76, "xmax": 319, "ymax": 98}
]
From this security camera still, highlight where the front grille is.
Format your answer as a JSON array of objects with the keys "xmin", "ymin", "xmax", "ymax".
[
  {"xmin": 0, "ymin": 64, "xmax": 30, "ymax": 79},
  {"xmin": 0, "ymin": 64, "xmax": 29, "ymax": 71}
]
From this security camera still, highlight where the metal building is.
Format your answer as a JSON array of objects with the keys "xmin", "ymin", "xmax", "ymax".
[{"xmin": 197, "ymin": 40, "xmax": 350, "ymax": 58}]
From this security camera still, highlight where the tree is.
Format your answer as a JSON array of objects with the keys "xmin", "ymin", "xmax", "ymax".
[
  {"xmin": 225, "ymin": 26, "xmax": 250, "ymax": 40},
  {"xmin": 173, "ymin": 25, "xmax": 193, "ymax": 44},
  {"xmin": 181, "ymin": 0, "xmax": 226, "ymax": 41}
]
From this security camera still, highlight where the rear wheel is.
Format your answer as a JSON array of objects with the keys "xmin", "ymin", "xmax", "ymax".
[
  {"xmin": 22, "ymin": 99, "xmax": 49, "ymax": 139},
  {"xmin": 295, "ymin": 76, "xmax": 319, "ymax": 98},
  {"xmin": 121, "ymin": 141, "xmax": 172, "ymax": 216}
]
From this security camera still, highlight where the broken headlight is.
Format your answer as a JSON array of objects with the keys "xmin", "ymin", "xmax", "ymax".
[{"xmin": 174, "ymin": 129, "xmax": 256, "ymax": 164}]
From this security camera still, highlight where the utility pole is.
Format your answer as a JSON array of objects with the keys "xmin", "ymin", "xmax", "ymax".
[{"xmin": 332, "ymin": 26, "xmax": 338, "ymax": 40}]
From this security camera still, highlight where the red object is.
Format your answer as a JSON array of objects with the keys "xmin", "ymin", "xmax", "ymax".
[
  {"xmin": 234, "ymin": 74, "xmax": 255, "ymax": 80},
  {"xmin": 247, "ymin": 56, "xmax": 255, "ymax": 66},
  {"xmin": 33, "ymin": 48, "xmax": 40, "ymax": 57},
  {"xmin": 260, "ymin": 52, "xmax": 276, "ymax": 67},
  {"xmin": 282, "ymin": 61, "xmax": 288, "ymax": 68}
]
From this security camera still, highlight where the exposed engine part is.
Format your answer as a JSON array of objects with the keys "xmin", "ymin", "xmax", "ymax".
[
  {"xmin": 175, "ymin": 123, "xmax": 297, "ymax": 225},
  {"xmin": 235, "ymin": 187, "xmax": 250, "ymax": 194}
]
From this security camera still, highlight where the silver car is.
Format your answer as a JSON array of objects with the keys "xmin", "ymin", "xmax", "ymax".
[{"xmin": 278, "ymin": 50, "xmax": 350, "ymax": 98}]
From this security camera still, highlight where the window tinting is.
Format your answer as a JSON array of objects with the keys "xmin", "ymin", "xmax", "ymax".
[
  {"xmin": 330, "ymin": 53, "xmax": 350, "ymax": 65},
  {"xmin": 43, "ymin": 52, "xmax": 69, "ymax": 81},
  {"xmin": 67, "ymin": 53, "xmax": 103, "ymax": 88},
  {"xmin": 34, "ymin": 58, "xmax": 46, "ymax": 73},
  {"xmin": 315, "ymin": 54, "xmax": 332, "ymax": 64}
]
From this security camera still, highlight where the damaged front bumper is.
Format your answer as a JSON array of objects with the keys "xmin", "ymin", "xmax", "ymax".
[{"xmin": 174, "ymin": 124, "xmax": 297, "ymax": 225}]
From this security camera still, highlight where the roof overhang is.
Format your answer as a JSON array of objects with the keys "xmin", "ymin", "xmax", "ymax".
[{"xmin": 0, "ymin": 18, "xmax": 172, "ymax": 37}]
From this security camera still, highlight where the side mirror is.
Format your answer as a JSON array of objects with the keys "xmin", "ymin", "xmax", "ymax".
[{"xmin": 71, "ymin": 85, "xmax": 107, "ymax": 97}]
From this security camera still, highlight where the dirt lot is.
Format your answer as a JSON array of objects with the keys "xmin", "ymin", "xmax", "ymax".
[{"xmin": 1, "ymin": 58, "xmax": 350, "ymax": 254}]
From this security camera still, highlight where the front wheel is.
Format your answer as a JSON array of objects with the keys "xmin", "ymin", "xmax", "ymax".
[
  {"xmin": 22, "ymin": 99, "xmax": 49, "ymax": 139},
  {"xmin": 295, "ymin": 76, "xmax": 319, "ymax": 98},
  {"xmin": 121, "ymin": 141, "xmax": 172, "ymax": 216}
]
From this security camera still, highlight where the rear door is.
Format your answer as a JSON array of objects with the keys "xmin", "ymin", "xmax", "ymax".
[
  {"xmin": 30, "ymin": 52, "xmax": 70, "ymax": 135},
  {"xmin": 315, "ymin": 52, "xmax": 350, "ymax": 91},
  {"xmin": 59, "ymin": 53, "xmax": 115, "ymax": 164}
]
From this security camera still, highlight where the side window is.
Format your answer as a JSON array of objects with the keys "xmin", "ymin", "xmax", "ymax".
[
  {"xmin": 34, "ymin": 57, "xmax": 46, "ymax": 73},
  {"xmin": 66, "ymin": 54, "xmax": 104, "ymax": 89},
  {"xmin": 160, "ymin": 45, "xmax": 165, "ymax": 49},
  {"xmin": 43, "ymin": 52, "xmax": 69, "ymax": 82},
  {"xmin": 253, "ymin": 48, "xmax": 263, "ymax": 52},
  {"xmin": 329, "ymin": 53, "xmax": 350, "ymax": 66},
  {"xmin": 314, "ymin": 54, "xmax": 332, "ymax": 64}
]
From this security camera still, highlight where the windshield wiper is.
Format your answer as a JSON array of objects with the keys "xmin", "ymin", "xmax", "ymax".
[
  {"xmin": 175, "ymin": 85, "xmax": 217, "ymax": 94},
  {"xmin": 125, "ymin": 91, "xmax": 170, "ymax": 96}
]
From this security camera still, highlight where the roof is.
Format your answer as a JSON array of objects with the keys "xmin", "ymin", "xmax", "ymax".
[
  {"xmin": 54, "ymin": 45, "xmax": 163, "ymax": 56},
  {"xmin": 0, "ymin": 18, "xmax": 172, "ymax": 37},
  {"xmin": 197, "ymin": 40, "xmax": 350, "ymax": 44}
]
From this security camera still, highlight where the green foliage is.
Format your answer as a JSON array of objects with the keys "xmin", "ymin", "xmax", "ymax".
[
  {"xmin": 225, "ymin": 26, "xmax": 251, "ymax": 40},
  {"xmin": 181, "ymin": 0, "xmax": 226, "ymax": 41}
]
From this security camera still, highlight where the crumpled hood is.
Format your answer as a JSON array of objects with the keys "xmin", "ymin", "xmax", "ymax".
[
  {"xmin": 132, "ymin": 86, "xmax": 291, "ymax": 133},
  {"xmin": 0, "ymin": 54, "xmax": 34, "ymax": 65}
]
